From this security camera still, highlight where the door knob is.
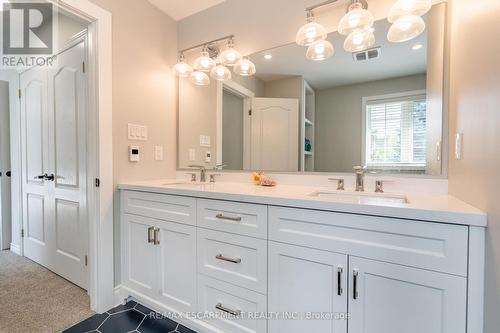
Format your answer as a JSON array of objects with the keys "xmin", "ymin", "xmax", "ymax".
[
  {"xmin": 44, "ymin": 173, "xmax": 55, "ymax": 181},
  {"xmin": 34, "ymin": 174, "xmax": 46, "ymax": 180},
  {"xmin": 6, "ymin": 171, "xmax": 11, "ymax": 177}
]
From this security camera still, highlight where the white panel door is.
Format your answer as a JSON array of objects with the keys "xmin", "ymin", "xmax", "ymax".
[
  {"xmin": 49, "ymin": 40, "xmax": 88, "ymax": 289},
  {"xmin": 251, "ymin": 98, "xmax": 299, "ymax": 171},
  {"xmin": 156, "ymin": 220, "xmax": 197, "ymax": 313},
  {"xmin": 268, "ymin": 242, "xmax": 348, "ymax": 333},
  {"xmin": 20, "ymin": 38, "xmax": 88, "ymax": 289},
  {"xmin": 20, "ymin": 68, "xmax": 51, "ymax": 267},
  {"xmin": 348, "ymin": 257, "xmax": 467, "ymax": 333}
]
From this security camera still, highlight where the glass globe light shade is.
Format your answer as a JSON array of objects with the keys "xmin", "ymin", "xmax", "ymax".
[
  {"xmin": 338, "ymin": 2, "xmax": 375, "ymax": 36},
  {"xmin": 306, "ymin": 40, "xmax": 335, "ymax": 61},
  {"xmin": 387, "ymin": 15, "xmax": 425, "ymax": 43},
  {"xmin": 388, "ymin": 0, "xmax": 431, "ymax": 23},
  {"xmin": 210, "ymin": 64, "xmax": 232, "ymax": 81},
  {"xmin": 219, "ymin": 40, "xmax": 242, "ymax": 66},
  {"xmin": 193, "ymin": 50, "xmax": 215, "ymax": 72},
  {"xmin": 190, "ymin": 71, "xmax": 210, "ymax": 86},
  {"xmin": 234, "ymin": 56, "xmax": 256, "ymax": 76},
  {"xmin": 173, "ymin": 57, "xmax": 193, "ymax": 78},
  {"xmin": 296, "ymin": 21, "xmax": 328, "ymax": 46},
  {"xmin": 344, "ymin": 28, "xmax": 376, "ymax": 52}
]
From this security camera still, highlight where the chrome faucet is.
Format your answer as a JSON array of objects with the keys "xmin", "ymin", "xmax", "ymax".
[
  {"xmin": 188, "ymin": 165, "xmax": 207, "ymax": 182},
  {"xmin": 354, "ymin": 166, "xmax": 366, "ymax": 192}
]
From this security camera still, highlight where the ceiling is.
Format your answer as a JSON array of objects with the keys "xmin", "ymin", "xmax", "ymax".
[
  {"xmin": 250, "ymin": 18, "xmax": 428, "ymax": 90},
  {"xmin": 147, "ymin": 0, "xmax": 225, "ymax": 21}
]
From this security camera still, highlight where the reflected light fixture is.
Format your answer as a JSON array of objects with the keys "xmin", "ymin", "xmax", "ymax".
[
  {"xmin": 234, "ymin": 56, "xmax": 256, "ymax": 76},
  {"xmin": 210, "ymin": 63, "xmax": 232, "ymax": 81},
  {"xmin": 338, "ymin": 0, "xmax": 374, "ymax": 36},
  {"xmin": 387, "ymin": 14, "xmax": 425, "ymax": 43},
  {"xmin": 344, "ymin": 27, "xmax": 376, "ymax": 52},
  {"xmin": 191, "ymin": 71, "xmax": 210, "ymax": 86},
  {"xmin": 219, "ymin": 38, "xmax": 242, "ymax": 66},
  {"xmin": 388, "ymin": 0, "xmax": 431, "ymax": 23},
  {"xmin": 193, "ymin": 46, "xmax": 216, "ymax": 72},
  {"xmin": 412, "ymin": 43, "xmax": 423, "ymax": 50},
  {"xmin": 264, "ymin": 54, "xmax": 273, "ymax": 60},
  {"xmin": 173, "ymin": 54, "xmax": 193, "ymax": 78},
  {"xmin": 306, "ymin": 39, "xmax": 335, "ymax": 61},
  {"xmin": 296, "ymin": 10, "xmax": 328, "ymax": 46}
]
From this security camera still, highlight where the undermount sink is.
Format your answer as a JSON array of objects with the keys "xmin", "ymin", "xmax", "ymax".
[{"xmin": 310, "ymin": 190, "xmax": 409, "ymax": 205}]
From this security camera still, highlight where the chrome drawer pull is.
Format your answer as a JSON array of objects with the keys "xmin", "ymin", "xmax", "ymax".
[
  {"xmin": 147, "ymin": 226, "xmax": 154, "ymax": 243},
  {"xmin": 153, "ymin": 228, "xmax": 160, "ymax": 245},
  {"xmin": 215, "ymin": 303, "xmax": 241, "ymax": 316},
  {"xmin": 353, "ymin": 270, "xmax": 359, "ymax": 300},
  {"xmin": 216, "ymin": 254, "xmax": 242, "ymax": 264},
  {"xmin": 337, "ymin": 266, "xmax": 343, "ymax": 296},
  {"xmin": 215, "ymin": 213, "xmax": 242, "ymax": 222}
]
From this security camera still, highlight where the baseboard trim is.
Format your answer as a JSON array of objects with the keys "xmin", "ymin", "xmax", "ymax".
[{"xmin": 10, "ymin": 243, "xmax": 21, "ymax": 255}]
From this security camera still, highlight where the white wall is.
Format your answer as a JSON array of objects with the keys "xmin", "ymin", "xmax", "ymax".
[
  {"xmin": 89, "ymin": 0, "xmax": 178, "ymax": 285},
  {"xmin": 315, "ymin": 74, "xmax": 427, "ymax": 172},
  {"xmin": 448, "ymin": 0, "xmax": 500, "ymax": 332}
]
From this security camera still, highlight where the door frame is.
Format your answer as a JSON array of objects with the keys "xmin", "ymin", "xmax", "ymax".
[
  {"xmin": 9, "ymin": 0, "xmax": 114, "ymax": 313},
  {"xmin": 216, "ymin": 80, "xmax": 255, "ymax": 169}
]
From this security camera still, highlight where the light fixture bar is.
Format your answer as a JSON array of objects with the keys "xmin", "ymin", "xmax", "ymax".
[
  {"xmin": 179, "ymin": 34, "xmax": 235, "ymax": 54},
  {"xmin": 305, "ymin": 0, "xmax": 338, "ymax": 13}
]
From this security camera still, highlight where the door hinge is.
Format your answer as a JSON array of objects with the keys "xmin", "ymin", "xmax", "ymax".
[
  {"xmin": 18, "ymin": 89, "xmax": 21, "ymax": 99},
  {"xmin": 82, "ymin": 61, "xmax": 86, "ymax": 73},
  {"xmin": 85, "ymin": 255, "xmax": 88, "ymax": 266},
  {"xmin": 95, "ymin": 178, "xmax": 100, "ymax": 187},
  {"xmin": 248, "ymin": 109, "xmax": 252, "ymax": 116},
  {"xmin": 21, "ymin": 229, "xmax": 24, "ymax": 237}
]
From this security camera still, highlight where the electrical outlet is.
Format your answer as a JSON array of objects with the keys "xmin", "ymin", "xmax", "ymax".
[
  {"xmin": 189, "ymin": 149, "xmax": 196, "ymax": 161},
  {"xmin": 205, "ymin": 151, "xmax": 212, "ymax": 162},
  {"xmin": 154, "ymin": 146, "xmax": 163, "ymax": 161}
]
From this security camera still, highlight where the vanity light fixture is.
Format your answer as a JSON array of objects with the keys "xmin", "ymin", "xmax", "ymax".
[
  {"xmin": 387, "ymin": 0, "xmax": 430, "ymax": 43},
  {"xmin": 338, "ymin": 0, "xmax": 374, "ymax": 36},
  {"xmin": 193, "ymin": 46, "xmax": 216, "ymax": 72},
  {"xmin": 306, "ymin": 39, "xmax": 335, "ymax": 61},
  {"xmin": 387, "ymin": 14, "xmax": 425, "ymax": 43},
  {"xmin": 210, "ymin": 63, "xmax": 232, "ymax": 81},
  {"xmin": 173, "ymin": 53, "xmax": 193, "ymax": 78},
  {"xmin": 191, "ymin": 71, "xmax": 210, "ymax": 86},
  {"xmin": 296, "ymin": 10, "xmax": 328, "ymax": 46},
  {"xmin": 344, "ymin": 27, "xmax": 376, "ymax": 52},
  {"xmin": 219, "ymin": 38, "xmax": 242, "ymax": 66},
  {"xmin": 234, "ymin": 56, "xmax": 256, "ymax": 76}
]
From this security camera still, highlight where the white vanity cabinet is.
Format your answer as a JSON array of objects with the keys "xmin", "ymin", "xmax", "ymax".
[{"xmin": 119, "ymin": 188, "xmax": 484, "ymax": 333}]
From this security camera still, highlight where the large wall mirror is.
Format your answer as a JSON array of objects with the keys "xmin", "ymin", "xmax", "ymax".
[{"xmin": 178, "ymin": 3, "xmax": 447, "ymax": 176}]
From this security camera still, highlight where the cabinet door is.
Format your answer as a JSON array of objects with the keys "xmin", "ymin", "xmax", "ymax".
[
  {"xmin": 268, "ymin": 242, "xmax": 348, "ymax": 333},
  {"xmin": 348, "ymin": 257, "xmax": 467, "ymax": 333},
  {"xmin": 156, "ymin": 220, "xmax": 197, "ymax": 313},
  {"xmin": 122, "ymin": 214, "xmax": 158, "ymax": 298}
]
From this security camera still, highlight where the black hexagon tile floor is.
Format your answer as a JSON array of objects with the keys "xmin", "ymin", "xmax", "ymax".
[{"xmin": 63, "ymin": 301, "xmax": 197, "ymax": 333}]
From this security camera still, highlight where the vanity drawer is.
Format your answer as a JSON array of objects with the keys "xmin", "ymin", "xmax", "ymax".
[
  {"xmin": 121, "ymin": 191, "xmax": 196, "ymax": 226},
  {"xmin": 197, "ymin": 274, "xmax": 267, "ymax": 333},
  {"xmin": 197, "ymin": 228, "xmax": 267, "ymax": 294},
  {"xmin": 269, "ymin": 207, "xmax": 469, "ymax": 276},
  {"xmin": 197, "ymin": 199, "xmax": 267, "ymax": 238}
]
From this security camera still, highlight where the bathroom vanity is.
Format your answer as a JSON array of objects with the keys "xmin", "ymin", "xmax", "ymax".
[{"xmin": 117, "ymin": 180, "xmax": 486, "ymax": 333}]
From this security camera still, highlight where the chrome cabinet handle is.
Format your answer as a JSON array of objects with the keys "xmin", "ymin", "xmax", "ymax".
[
  {"xmin": 215, "ymin": 303, "xmax": 241, "ymax": 316},
  {"xmin": 215, "ymin": 213, "xmax": 242, "ymax": 222},
  {"xmin": 147, "ymin": 226, "xmax": 154, "ymax": 243},
  {"xmin": 337, "ymin": 266, "xmax": 343, "ymax": 296},
  {"xmin": 353, "ymin": 270, "xmax": 359, "ymax": 300},
  {"xmin": 216, "ymin": 254, "xmax": 242, "ymax": 264},
  {"xmin": 153, "ymin": 228, "xmax": 160, "ymax": 245}
]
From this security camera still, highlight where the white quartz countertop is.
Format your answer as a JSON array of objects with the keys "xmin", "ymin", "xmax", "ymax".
[{"xmin": 118, "ymin": 179, "xmax": 487, "ymax": 227}]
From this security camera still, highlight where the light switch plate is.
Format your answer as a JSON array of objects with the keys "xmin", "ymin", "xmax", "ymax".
[
  {"xmin": 200, "ymin": 135, "xmax": 211, "ymax": 147},
  {"xmin": 455, "ymin": 133, "xmax": 463, "ymax": 160},
  {"xmin": 154, "ymin": 146, "xmax": 163, "ymax": 161},
  {"xmin": 128, "ymin": 123, "xmax": 148, "ymax": 141},
  {"xmin": 189, "ymin": 149, "xmax": 196, "ymax": 161}
]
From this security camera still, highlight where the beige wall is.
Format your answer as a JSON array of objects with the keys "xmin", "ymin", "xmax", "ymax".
[
  {"xmin": 89, "ymin": 0, "xmax": 177, "ymax": 285},
  {"xmin": 448, "ymin": 1, "xmax": 500, "ymax": 332},
  {"xmin": 315, "ymin": 74, "xmax": 427, "ymax": 172}
]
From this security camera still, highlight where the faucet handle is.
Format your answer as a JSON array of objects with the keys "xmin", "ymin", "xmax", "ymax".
[
  {"xmin": 328, "ymin": 178, "xmax": 345, "ymax": 191},
  {"xmin": 374, "ymin": 180, "xmax": 394, "ymax": 193},
  {"xmin": 214, "ymin": 164, "xmax": 227, "ymax": 170},
  {"xmin": 186, "ymin": 173, "xmax": 197, "ymax": 182}
]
